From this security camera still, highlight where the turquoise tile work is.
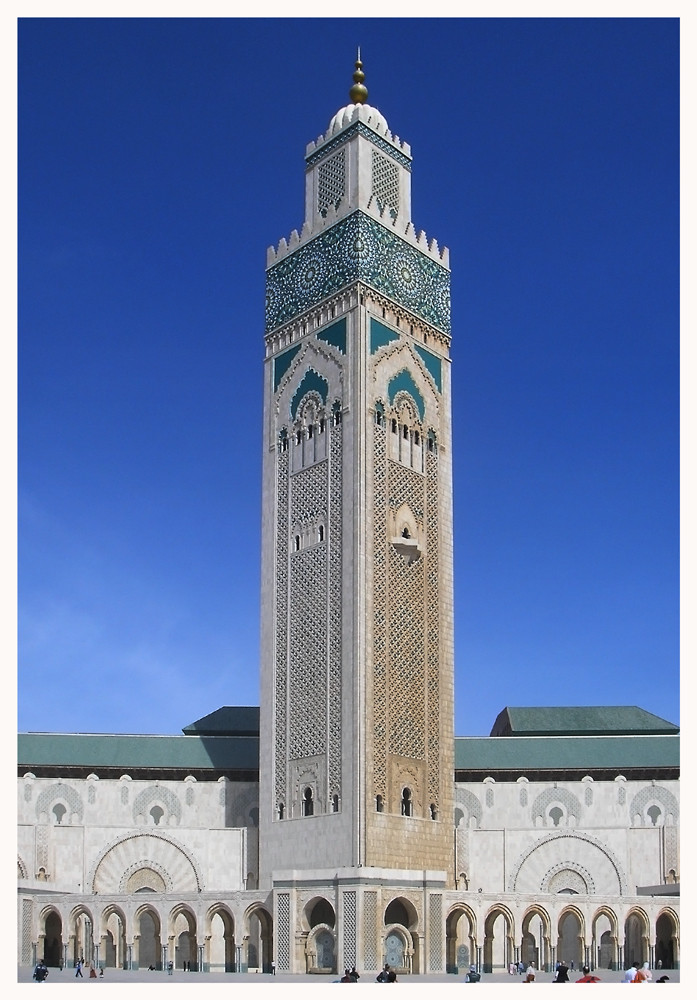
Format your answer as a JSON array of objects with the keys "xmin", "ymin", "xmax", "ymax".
[
  {"xmin": 413, "ymin": 343, "xmax": 442, "ymax": 393},
  {"xmin": 370, "ymin": 317, "xmax": 400, "ymax": 354},
  {"xmin": 273, "ymin": 344, "xmax": 302, "ymax": 392},
  {"xmin": 316, "ymin": 316, "xmax": 347, "ymax": 354},
  {"xmin": 290, "ymin": 368, "xmax": 329, "ymax": 418},
  {"xmin": 388, "ymin": 368, "xmax": 425, "ymax": 420},
  {"xmin": 266, "ymin": 212, "xmax": 450, "ymax": 335}
]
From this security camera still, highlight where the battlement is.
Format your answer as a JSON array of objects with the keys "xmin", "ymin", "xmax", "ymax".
[
  {"xmin": 267, "ymin": 199, "xmax": 450, "ymax": 270},
  {"xmin": 305, "ymin": 102, "xmax": 412, "ymax": 161}
]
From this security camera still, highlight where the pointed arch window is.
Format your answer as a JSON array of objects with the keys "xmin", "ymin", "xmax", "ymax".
[
  {"xmin": 401, "ymin": 788, "xmax": 413, "ymax": 817},
  {"xmin": 302, "ymin": 787, "xmax": 314, "ymax": 817}
]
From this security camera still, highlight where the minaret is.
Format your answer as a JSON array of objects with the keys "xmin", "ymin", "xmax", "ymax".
[{"xmin": 258, "ymin": 58, "xmax": 454, "ymax": 962}]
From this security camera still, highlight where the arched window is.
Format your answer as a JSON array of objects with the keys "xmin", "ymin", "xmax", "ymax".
[
  {"xmin": 332, "ymin": 401, "xmax": 342, "ymax": 426},
  {"xmin": 414, "ymin": 430, "xmax": 420, "ymax": 445},
  {"xmin": 302, "ymin": 787, "xmax": 314, "ymax": 817},
  {"xmin": 549, "ymin": 806, "xmax": 563, "ymax": 827},
  {"xmin": 296, "ymin": 429, "xmax": 302, "ymax": 445},
  {"xmin": 278, "ymin": 803, "xmax": 284, "ymax": 820},
  {"xmin": 294, "ymin": 535, "xmax": 301, "ymax": 552},
  {"xmin": 52, "ymin": 803, "xmax": 66, "ymax": 825},
  {"xmin": 391, "ymin": 419, "xmax": 398, "ymax": 434},
  {"xmin": 430, "ymin": 803, "xmax": 437, "ymax": 820},
  {"xmin": 647, "ymin": 805, "xmax": 662, "ymax": 826},
  {"xmin": 319, "ymin": 417, "xmax": 325, "ymax": 433},
  {"xmin": 332, "ymin": 794, "xmax": 339, "ymax": 813},
  {"xmin": 401, "ymin": 788, "xmax": 412, "ymax": 817},
  {"xmin": 376, "ymin": 795, "xmax": 384, "ymax": 812},
  {"xmin": 150, "ymin": 805, "xmax": 164, "ymax": 826},
  {"xmin": 403, "ymin": 424, "xmax": 409, "ymax": 440},
  {"xmin": 318, "ymin": 525, "xmax": 325, "ymax": 543},
  {"xmin": 308, "ymin": 424, "xmax": 313, "ymax": 439},
  {"xmin": 279, "ymin": 429, "xmax": 288, "ymax": 452}
]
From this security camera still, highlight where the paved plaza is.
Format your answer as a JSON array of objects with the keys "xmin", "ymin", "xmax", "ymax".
[{"xmin": 17, "ymin": 966, "xmax": 681, "ymax": 987}]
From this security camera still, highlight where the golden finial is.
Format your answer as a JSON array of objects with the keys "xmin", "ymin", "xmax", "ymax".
[{"xmin": 349, "ymin": 48, "xmax": 368, "ymax": 105}]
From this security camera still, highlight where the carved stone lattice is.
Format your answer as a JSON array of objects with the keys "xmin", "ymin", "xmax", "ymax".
[
  {"xmin": 426, "ymin": 449, "xmax": 440, "ymax": 808},
  {"xmin": 388, "ymin": 460, "xmax": 426, "ymax": 761},
  {"xmin": 289, "ymin": 462, "xmax": 329, "ymax": 760},
  {"xmin": 372, "ymin": 150, "xmax": 399, "ymax": 214},
  {"xmin": 545, "ymin": 866, "xmax": 591, "ymax": 895},
  {"xmin": 36, "ymin": 826, "xmax": 48, "ymax": 870},
  {"xmin": 629, "ymin": 785, "xmax": 679, "ymax": 825},
  {"xmin": 428, "ymin": 893, "xmax": 443, "ymax": 971},
  {"xmin": 277, "ymin": 892, "xmax": 291, "ymax": 971},
  {"xmin": 372, "ymin": 422, "xmax": 388, "ymax": 799},
  {"xmin": 530, "ymin": 787, "xmax": 581, "ymax": 824},
  {"xmin": 328, "ymin": 426, "xmax": 343, "ymax": 797},
  {"xmin": 36, "ymin": 782, "xmax": 83, "ymax": 822},
  {"xmin": 343, "ymin": 891, "xmax": 357, "ymax": 969},
  {"xmin": 318, "ymin": 150, "xmax": 345, "ymax": 215},
  {"xmin": 275, "ymin": 449, "xmax": 290, "ymax": 806},
  {"xmin": 22, "ymin": 899, "xmax": 33, "ymax": 964},
  {"xmin": 364, "ymin": 891, "xmax": 378, "ymax": 970}
]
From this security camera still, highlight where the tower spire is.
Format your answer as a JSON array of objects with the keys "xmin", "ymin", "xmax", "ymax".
[{"xmin": 349, "ymin": 49, "xmax": 368, "ymax": 105}]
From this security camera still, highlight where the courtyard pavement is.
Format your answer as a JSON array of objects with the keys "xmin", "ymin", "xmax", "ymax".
[{"xmin": 17, "ymin": 966, "xmax": 681, "ymax": 988}]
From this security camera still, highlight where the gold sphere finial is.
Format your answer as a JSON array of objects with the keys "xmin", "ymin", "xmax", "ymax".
[{"xmin": 349, "ymin": 48, "xmax": 368, "ymax": 105}]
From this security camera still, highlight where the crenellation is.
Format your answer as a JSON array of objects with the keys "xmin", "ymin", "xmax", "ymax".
[{"xmin": 267, "ymin": 208, "xmax": 450, "ymax": 269}]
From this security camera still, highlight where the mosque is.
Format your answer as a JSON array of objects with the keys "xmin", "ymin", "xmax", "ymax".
[{"xmin": 17, "ymin": 58, "xmax": 680, "ymax": 976}]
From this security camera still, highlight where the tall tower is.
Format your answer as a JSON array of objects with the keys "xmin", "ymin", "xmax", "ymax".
[{"xmin": 259, "ymin": 58, "xmax": 454, "ymax": 971}]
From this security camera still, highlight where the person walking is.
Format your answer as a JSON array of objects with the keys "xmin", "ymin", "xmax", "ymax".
[
  {"xmin": 633, "ymin": 963, "xmax": 652, "ymax": 982},
  {"xmin": 554, "ymin": 961, "xmax": 570, "ymax": 982},
  {"xmin": 576, "ymin": 966, "xmax": 601, "ymax": 983},
  {"xmin": 75, "ymin": 960, "xmax": 83, "ymax": 978}
]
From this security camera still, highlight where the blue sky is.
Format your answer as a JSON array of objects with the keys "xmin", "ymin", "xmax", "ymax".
[{"xmin": 17, "ymin": 16, "xmax": 680, "ymax": 738}]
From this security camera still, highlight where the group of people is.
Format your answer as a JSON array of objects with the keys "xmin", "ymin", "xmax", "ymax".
[
  {"xmin": 339, "ymin": 966, "xmax": 361, "ymax": 982},
  {"xmin": 623, "ymin": 962, "xmax": 670, "ymax": 983}
]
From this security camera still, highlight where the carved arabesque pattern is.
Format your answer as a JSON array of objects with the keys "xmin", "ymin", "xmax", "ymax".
[
  {"xmin": 277, "ymin": 893, "xmax": 291, "ymax": 971},
  {"xmin": 274, "ymin": 449, "xmax": 290, "ymax": 807},
  {"xmin": 289, "ymin": 462, "xmax": 329, "ymax": 760},
  {"xmin": 428, "ymin": 893, "xmax": 443, "ymax": 971},
  {"xmin": 388, "ymin": 460, "xmax": 426, "ymax": 761},
  {"xmin": 364, "ymin": 891, "xmax": 378, "ymax": 969},
  {"xmin": 328, "ymin": 426, "xmax": 343, "ymax": 797},
  {"xmin": 372, "ymin": 423, "xmax": 388, "ymax": 799},
  {"xmin": 318, "ymin": 149, "xmax": 346, "ymax": 216},
  {"xmin": 343, "ymin": 891, "xmax": 357, "ymax": 968},
  {"xmin": 426, "ymin": 449, "xmax": 440, "ymax": 808},
  {"xmin": 372, "ymin": 150, "xmax": 399, "ymax": 215}
]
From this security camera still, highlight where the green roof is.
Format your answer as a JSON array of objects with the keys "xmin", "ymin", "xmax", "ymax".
[
  {"xmin": 455, "ymin": 734, "xmax": 679, "ymax": 772},
  {"xmin": 182, "ymin": 706, "xmax": 260, "ymax": 736},
  {"xmin": 18, "ymin": 733, "xmax": 259, "ymax": 772},
  {"xmin": 490, "ymin": 706, "xmax": 679, "ymax": 737}
]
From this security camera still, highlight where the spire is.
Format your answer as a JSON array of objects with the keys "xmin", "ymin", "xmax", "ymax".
[{"xmin": 349, "ymin": 49, "xmax": 368, "ymax": 105}]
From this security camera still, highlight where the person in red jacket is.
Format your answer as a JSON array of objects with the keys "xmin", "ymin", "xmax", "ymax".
[{"xmin": 575, "ymin": 966, "xmax": 601, "ymax": 983}]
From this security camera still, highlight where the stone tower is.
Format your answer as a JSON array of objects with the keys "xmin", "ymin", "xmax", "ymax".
[{"xmin": 258, "ymin": 58, "xmax": 454, "ymax": 972}]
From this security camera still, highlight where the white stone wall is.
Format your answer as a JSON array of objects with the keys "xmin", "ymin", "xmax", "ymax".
[
  {"xmin": 18, "ymin": 774, "xmax": 256, "ymax": 895},
  {"xmin": 455, "ymin": 777, "xmax": 680, "ymax": 895}
]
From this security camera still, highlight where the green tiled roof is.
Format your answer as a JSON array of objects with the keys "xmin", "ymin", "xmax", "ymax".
[
  {"xmin": 455, "ymin": 734, "xmax": 679, "ymax": 772},
  {"xmin": 490, "ymin": 706, "xmax": 679, "ymax": 737},
  {"xmin": 181, "ymin": 706, "xmax": 260, "ymax": 736},
  {"xmin": 18, "ymin": 733, "xmax": 259, "ymax": 772}
]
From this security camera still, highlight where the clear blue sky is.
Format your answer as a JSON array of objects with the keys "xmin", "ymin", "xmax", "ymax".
[{"xmin": 17, "ymin": 16, "xmax": 680, "ymax": 737}]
